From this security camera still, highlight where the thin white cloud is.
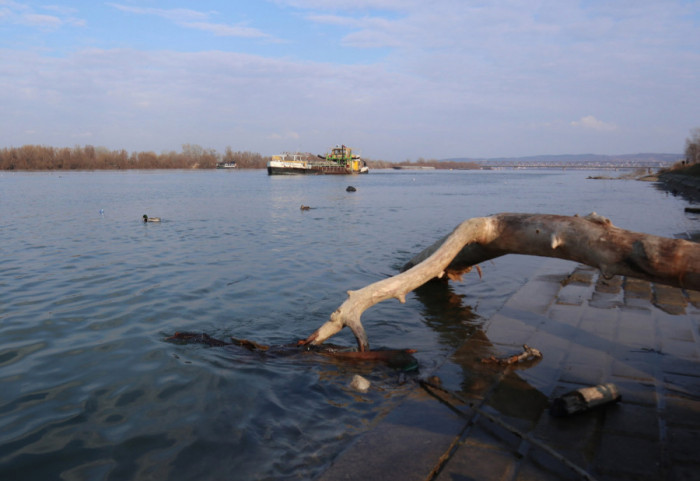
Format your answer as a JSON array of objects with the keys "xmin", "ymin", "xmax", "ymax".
[
  {"xmin": 71, "ymin": 131, "xmax": 94, "ymax": 139},
  {"xmin": 23, "ymin": 13, "xmax": 61, "ymax": 28},
  {"xmin": 305, "ymin": 12, "xmax": 413, "ymax": 49},
  {"xmin": 0, "ymin": 0, "xmax": 26, "ymax": 10},
  {"xmin": 275, "ymin": 0, "xmax": 414, "ymax": 11},
  {"xmin": 0, "ymin": 47, "xmax": 415, "ymax": 155},
  {"xmin": 108, "ymin": 3, "xmax": 274, "ymax": 40},
  {"xmin": 42, "ymin": 5, "xmax": 78, "ymax": 15},
  {"xmin": 305, "ymin": 14, "xmax": 358, "ymax": 27},
  {"xmin": 0, "ymin": 1, "xmax": 85, "ymax": 29},
  {"xmin": 2, "ymin": 1, "xmax": 699, "ymax": 159},
  {"xmin": 267, "ymin": 131, "xmax": 301, "ymax": 140},
  {"xmin": 183, "ymin": 21, "xmax": 271, "ymax": 39},
  {"xmin": 571, "ymin": 115, "xmax": 618, "ymax": 132},
  {"xmin": 107, "ymin": 4, "xmax": 208, "ymax": 23}
]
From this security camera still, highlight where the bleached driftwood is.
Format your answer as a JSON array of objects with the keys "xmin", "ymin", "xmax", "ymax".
[{"xmin": 300, "ymin": 213, "xmax": 700, "ymax": 351}]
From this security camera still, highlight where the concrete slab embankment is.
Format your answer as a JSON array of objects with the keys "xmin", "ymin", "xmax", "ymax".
[{"xmin": 316, "ymin": 258, "xmax": 700, "ymax": 481}]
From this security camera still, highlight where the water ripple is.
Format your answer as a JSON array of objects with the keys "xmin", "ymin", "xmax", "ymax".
[{"xmin": 1, "ymin": 169, "xmax": 692, "ymax": 480}]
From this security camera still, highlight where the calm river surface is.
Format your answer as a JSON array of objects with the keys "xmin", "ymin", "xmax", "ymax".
[{"xmin": 1, "ymin": 168, "xmax": 696, "ymax": 480}]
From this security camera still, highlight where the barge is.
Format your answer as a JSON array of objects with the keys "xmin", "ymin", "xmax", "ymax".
[{"xmin": 267, "ymin": 145, "xmax": 368, "ymax": 175}]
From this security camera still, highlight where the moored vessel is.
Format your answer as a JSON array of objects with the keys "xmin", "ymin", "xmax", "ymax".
[
  {"xmin": 216, "ymin": 162, "xmax": 237, "ymax": 169},
  {"xmin": 267, "ymin": 145, "xmax": 368, "ymax": 175}
]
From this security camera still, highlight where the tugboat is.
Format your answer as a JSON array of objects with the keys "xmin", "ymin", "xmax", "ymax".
[{"xmin": 267, "ymin": 145, "xmax": 368, "ymax": 175}]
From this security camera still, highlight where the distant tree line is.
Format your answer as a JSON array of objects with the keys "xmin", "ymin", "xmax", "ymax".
[
  {"xmin": 0, "ymin": 144, "xmax": 271, "ymax": 170},
  {"xmin": 0, "ymin": 143, "xmax": 484, "ymax": 171},
  {"xmin": 221, "ymin": 148, "xmax": 269, "ymax": 169},
  {"xmin": 363, "ymin": 158, "xmax": 394, "ymax": 169},
  {"xmin": 395, "ymin": 157, "xmax": 480, "ymax": 170}
]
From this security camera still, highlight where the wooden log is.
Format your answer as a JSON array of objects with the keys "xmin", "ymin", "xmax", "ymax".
[{"xmin": 300, "ymin": 213, "xmax": 700, "ymax": 351}]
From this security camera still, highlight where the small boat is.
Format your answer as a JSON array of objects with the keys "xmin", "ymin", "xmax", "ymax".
[
  {"xmin": 267, "ymin": 145, "xmax": 368, "ymax": 175},
  {"xmin": 216, "ymin": 162, "xmax": 237, "ymax": 169}
]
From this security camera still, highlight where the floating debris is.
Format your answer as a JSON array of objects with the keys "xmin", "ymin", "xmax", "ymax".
[{"xmin": 350, "ymin": 374, "xmax": 370, "ymax": 392}]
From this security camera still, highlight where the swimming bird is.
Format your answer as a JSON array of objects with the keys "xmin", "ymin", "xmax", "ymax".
[
  {"xmin": 300, "ymin": 205, "xmax": 311, "ymax": 211},
  {"xmin": 143, "ymin": 214, "xmax": 161, "ymax": 222}
]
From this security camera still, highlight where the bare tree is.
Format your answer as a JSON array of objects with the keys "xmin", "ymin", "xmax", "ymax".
[{"xmin": 686, "ymin": 127, "xmax": 700, "ymax": 164}]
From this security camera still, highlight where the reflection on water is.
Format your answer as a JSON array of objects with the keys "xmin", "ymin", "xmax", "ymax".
[
  {"xmin": 413, "ymin": 280, "xmax": 482, "ymax": 349},
  {"xmin": 0, "ymin": 169, "xmax": 694, "ymax": 479}
]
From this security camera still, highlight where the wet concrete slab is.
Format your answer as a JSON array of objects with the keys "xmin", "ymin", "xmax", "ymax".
[
  {"xmin": 314, "ymin": 393, "xmax": 467, "ymax": 481},
  {"xmin": 316, "ymin": 258, "xmax": 700, "ymax": 481}
]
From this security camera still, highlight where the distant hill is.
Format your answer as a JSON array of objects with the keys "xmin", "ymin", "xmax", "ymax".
[
  {"xmin": 442, "ymin": 153, "xmax": 681, "ymax": 164},
  {"xmin": 442, "ymin": 153, "xmax": 681, "ymax": 168}
]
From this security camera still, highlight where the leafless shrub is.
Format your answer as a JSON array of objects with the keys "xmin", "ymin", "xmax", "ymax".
[{"xmin": 0, "ymin": 144, "xmax": 241, "ymax": 170}]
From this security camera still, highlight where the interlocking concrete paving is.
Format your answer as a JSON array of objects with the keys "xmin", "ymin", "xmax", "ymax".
[{"xmin": 317, "ymin": 258, "xmax": 700, "ymax": 481}]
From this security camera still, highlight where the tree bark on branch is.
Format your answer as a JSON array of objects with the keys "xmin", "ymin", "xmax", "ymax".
[{"xmin": 300, "ymin": 213, "xmax": 700, "ymax": 351}]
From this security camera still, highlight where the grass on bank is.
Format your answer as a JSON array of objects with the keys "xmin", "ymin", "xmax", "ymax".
[{"xmin": 668, "ymin": 163, "xmax": 700, "ymax": 177}]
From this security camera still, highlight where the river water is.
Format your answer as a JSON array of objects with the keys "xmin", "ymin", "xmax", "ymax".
[{"xmin": 0, "ymin": 168, "xmax": 696, "ymax": 480}]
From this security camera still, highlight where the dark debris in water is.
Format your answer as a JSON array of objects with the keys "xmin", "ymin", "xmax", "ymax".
[{"xmin": 165, "ymin": 331, "xmax": 419, "ymax": 372}]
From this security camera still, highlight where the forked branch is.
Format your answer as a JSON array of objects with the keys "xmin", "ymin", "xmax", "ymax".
[{"xmin": 300, "ymin": 213, "xmax": 700, "ymax": 351}]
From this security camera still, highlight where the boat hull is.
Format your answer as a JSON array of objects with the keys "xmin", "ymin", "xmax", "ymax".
[{"xmin": 267, "ymin": 161, "xmax": 364, "ymax": 175}]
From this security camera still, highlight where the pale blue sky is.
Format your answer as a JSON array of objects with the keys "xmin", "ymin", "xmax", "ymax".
[{"xmin": 1, "ymin": 0, "xmax": 698, "ymax": 161}]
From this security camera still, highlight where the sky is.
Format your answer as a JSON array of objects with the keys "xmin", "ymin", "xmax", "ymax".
[{"xmin": 1, "ymin": 1, "xmax": 699, "ymax": 161}]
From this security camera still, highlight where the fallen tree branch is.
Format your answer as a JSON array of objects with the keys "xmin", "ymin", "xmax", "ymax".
[
  {"xmin": 300, "ymin": 213, "xmax": 700, "ymax": 351},
  {"xmin": 167, "ymin": 332, "xmax": 418, "ymax": 369}
]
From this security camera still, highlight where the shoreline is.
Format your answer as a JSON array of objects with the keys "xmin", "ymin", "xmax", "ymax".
[{"xmin": 655, "ymin": 172, "xmax": 700, "ymax": 204}]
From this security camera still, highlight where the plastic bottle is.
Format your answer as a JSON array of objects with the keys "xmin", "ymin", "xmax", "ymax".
[{"xmin": 550, "ymin": 383, "xmax": 621, "ymax": 416}]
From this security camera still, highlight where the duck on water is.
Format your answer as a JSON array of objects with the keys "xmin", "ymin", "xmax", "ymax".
[{"xmin": 143, "ymin": 214, "xmax": 161, "ymax": 222}]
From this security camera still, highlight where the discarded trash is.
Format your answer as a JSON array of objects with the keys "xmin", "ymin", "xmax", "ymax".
[
  {"xmin": 350, "ymin": 374, "xmax": 370, "ymax": 392},
  {"xmin": 550, "ymin": 383, "xmax": 621, "ymax": 416}
]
